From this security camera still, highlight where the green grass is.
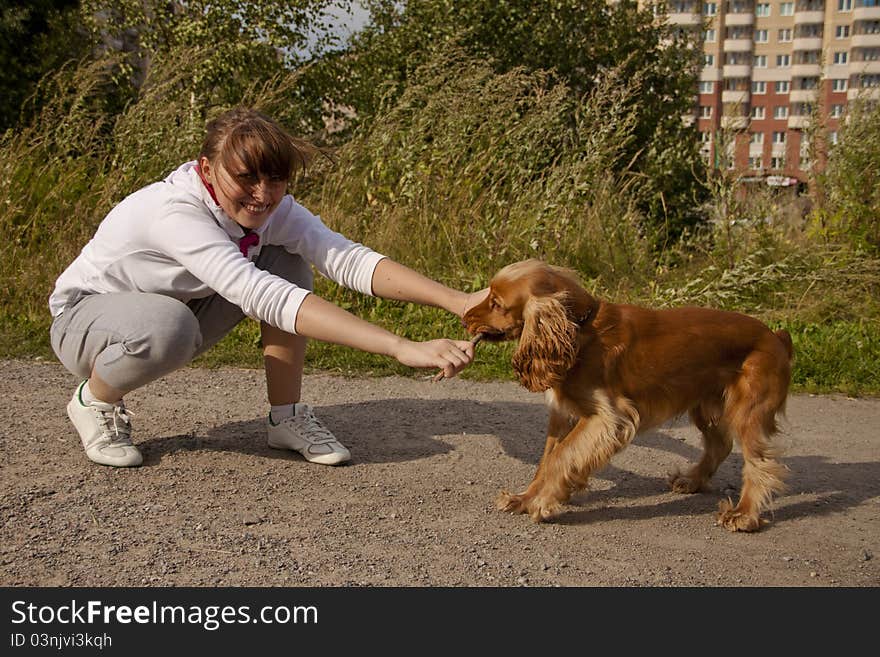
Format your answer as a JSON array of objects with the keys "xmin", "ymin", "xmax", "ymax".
[
  {"xmin": 2, "ymin": 51, "xmax": 878, "ymax": 396},
  {"xmin": 781, "ymin": 320, "xmax": 880, "ymax": 396},
  {"xmin": 7, "ymin": 305, "xmax": 876, "ymax": 396}
]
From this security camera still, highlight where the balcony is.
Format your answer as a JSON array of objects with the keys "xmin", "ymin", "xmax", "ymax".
[
  {"xmin": 725, "ymin": 13, "xmax": 755, "ymax": 26},
  {"xmin": 851, "ymin": 60, "xmax": 880, "ymax": 74},
  {"xmin": 788, "ymin": 116, "xmax": 811, "ymax": 128},
  {"xmin": 721, "ymin": 116, "xmax": 749, "ymax": 130},
  {"xmin": 700, "ymin": 67, "xmax": 722, "ymax": 81},
  {"xmin": 724, "ymin": 38, "xmax": 754, "ymax": 51},
  {"xmin": 854, "ymin": 7, "xmax": 880, "ymax": 20},
  {"xmin": 789, "ymin": 89, "xmax": 817, "ymax": 102},
  {"xmin": 667, "ymin": 13, "xmax": 702, "ymax": 25},
  {"xmin": 753, "ymin": 68, "xmax": 794, "ymax": 81},
  {"xmin": 722, "ymin": 90, "xmax": 751, "ymax": 103},
  {"xmin": 847, "ymin": 86, "xmax": 880, "ymax": 100},
  {"xmin": 791, "ymin": 63, "xmax": 821, "ymax": 76},
  {"xmin": 792, "ymin": 37, "xmax": 823, "ymax": 51},
  {"xmin": 721, "ymin": 116, "xmax": 749, "ymax": 129},
  {"xmin": 794, "ymin": 11, "xmax": 825, "ymax": 25},
  {"xmin": 723, "ymin": 64, "xmax": 752, "ymax": 77},
  {"xmin": 851, "ymin": 34, "xmax": 880, "ymax": 47}
]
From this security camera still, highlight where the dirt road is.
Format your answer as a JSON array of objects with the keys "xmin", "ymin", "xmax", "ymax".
[{"xmin": 1, "ymin": 359, "xmax": 877, "ymax": 587}]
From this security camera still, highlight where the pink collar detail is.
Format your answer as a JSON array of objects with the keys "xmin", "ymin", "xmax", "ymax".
[{"xmin": 194, "ymin": 164, "xmax": 219, "ymax": 205}]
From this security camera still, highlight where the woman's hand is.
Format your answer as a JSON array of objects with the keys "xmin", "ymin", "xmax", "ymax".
[{"xmin": 393, "ymin": 338, "xmax": 476, "ymax": 379}]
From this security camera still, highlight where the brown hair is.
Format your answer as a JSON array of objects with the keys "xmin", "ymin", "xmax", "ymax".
[{"xmin": 198, "ymin": 107, "xmax": 313, "ymax": 182}]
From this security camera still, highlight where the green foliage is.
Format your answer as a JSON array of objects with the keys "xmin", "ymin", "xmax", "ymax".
[
  {"xmin": 310, "ymin": 49, "xmax": 653, "ymax": 289},
  {"xmin": 1, "ymin": 5, "xmax": 878, "ymax": 395},
  {"xmin": 0, "ymin": 45, "xmax": 316, "ymax": 324},
  {"xmin": 782, "ymin": 320, "xmax": 880, "ymax": 396},
  {"xmin": 0, "ymin": 0, "xmax": 88, "ymax": 130},
  {"xmin": 76, "ymin": 0, "xmax": 348, "ymax": 135},
  {"xmin": 814, "ymin": 98, "xmax": 880, "ymax": 253},
  {"xmin": 326, "ymin": 0, "xmax": 707, "ymax": 236}
]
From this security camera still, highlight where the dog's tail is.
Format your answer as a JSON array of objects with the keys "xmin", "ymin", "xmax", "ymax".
[{"xmin": 774, "ymin": 329, "xmax": 794, "ymax": 361}]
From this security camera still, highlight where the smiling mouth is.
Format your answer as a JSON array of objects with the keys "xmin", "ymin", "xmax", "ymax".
[{"xmin": 241, "ymin": 201, "xmax": 270, "ymax": 214}]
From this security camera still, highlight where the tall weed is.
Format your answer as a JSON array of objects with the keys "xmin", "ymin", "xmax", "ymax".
[{"xmin": 309, "ymin": 50, "xmax": 653, "ymax": 291}]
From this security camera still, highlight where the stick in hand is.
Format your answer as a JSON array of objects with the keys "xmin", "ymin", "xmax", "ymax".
[{"xmin": 432, "ymin": 333, "xmax": 484, "ymax": 382}]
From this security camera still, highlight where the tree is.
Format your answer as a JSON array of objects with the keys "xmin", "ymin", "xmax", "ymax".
[
  {"xmin": 76, "ymin": 0, "xmax": 352, "ymax": 135},
  {"xmin": 819, "ymin": 98, "xmax": 880, "ymax": 252},
  {"xmin": 323, "ymin": 0, "xmax": 707, "ymax": 238},
  {"xmin": 0, "ymin": 0, "xmax": 88, "ymax": 130}
]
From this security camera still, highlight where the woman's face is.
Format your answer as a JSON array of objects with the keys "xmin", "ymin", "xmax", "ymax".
[{"xmin": 199, "ymin": 155, "xmax": 287, "ymax": 230}]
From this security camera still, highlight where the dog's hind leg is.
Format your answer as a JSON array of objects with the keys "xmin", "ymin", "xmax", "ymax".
[
  {"xmin": 716, "ymin": 356, "xmax": 788, "ymax": 532},
  {"xmin": 669, "ymin": 401, "xmax": 733, "ymax": 494}
]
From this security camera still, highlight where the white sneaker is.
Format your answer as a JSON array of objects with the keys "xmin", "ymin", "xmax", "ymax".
[
  {"xmin": 267, "ymin": 402, "xmax": 350, "ymax": 466},
  {"xmin": 66, "ymin": 381, "xmax": 143, "ymax": 467}
]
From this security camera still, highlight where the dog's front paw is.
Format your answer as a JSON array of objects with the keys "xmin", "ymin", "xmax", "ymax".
[
  {"xmin": 525, "ymin": 496, "xmax": 562, "ymax": 523},
  {"xmin": 496, "ymin": 491, "xmax": 530, "ymax": 514},
  {"xmin": 668, "ymin": 469, "xmax": 703, "ymax": 494},
  {"xmin": 716, "ymin": 499, "xmax": 767, "ymax": 532}
]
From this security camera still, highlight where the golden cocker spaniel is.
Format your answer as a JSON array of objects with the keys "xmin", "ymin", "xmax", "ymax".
[{"xmin": 463, "ymin": 259, "xmax": 793, "ymax": 531}]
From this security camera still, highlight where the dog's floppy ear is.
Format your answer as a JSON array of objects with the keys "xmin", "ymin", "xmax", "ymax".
[{"xmin": 511, "ymin": 293, "xmax": 579, "ymax": 392}]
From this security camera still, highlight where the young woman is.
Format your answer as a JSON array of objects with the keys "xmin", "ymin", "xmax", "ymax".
[{"xmin": 49, "ymin": 108, "xmax": 484, "ymax": 468}]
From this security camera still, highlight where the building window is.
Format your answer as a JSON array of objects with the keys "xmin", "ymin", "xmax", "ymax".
[
  {"xmin": 830, "ymin": 104, "xmax": 845, "ymax": 117},
  {"xmin": 829, "ymin": 131, "xmax": 839, "ymax": 145},
  {"xmin": 831, "ymin": 78, "xmax": 848, "ymax": 91},
  {"xmin": 704, "ymin": 29, "xmax": 717, "ymax": 42},
  {"xmin": 704, "ymin": 2, "xmax": 718, "ymax": 14},
  {"xmin": 772, "ymin": 131, "xmax": 786, "ymax": 144},
  {"xmin": 838, "ymin": 0, "xmax": 852, "ymax": 10},
  {"xmin": 780, "ymin": 2, "xmax": 794, "ymax": 15},
  {"xmin": 776, "ymin": 80, "xmax": 791, "ymax": 93},
  {"xmin": 861, "ymin": 74, "xmax": 880, "ymax": 87},
  {"xmin": 795, "ymin": 50, "xmax": 821, "ymax": 64},
  {"xmin": 777, "ymin": 54, "xmax": 791, "ymax": 67},
  {"xmin": 858, "ymin": 48, "xmax": 880, "ymax": 61},
  {"xmin": 752, "ymin": 81, "xmax": 768, "ymax": 94},
  {"xmin": 778, "ymin": 28, "xmax": 793, "ymax": 42},
  {"xmin": 754, "ymin": 55, "xmax": 768, "ymax": 67},
  {"xmin": 704, "ymin": 54, "xmax": 715, "ymax": 66},
  {"xmin": 833, "ymin": 51, "xmax": 849, "ymax": 64},
  {"xmin": 751, "ymin": 105, "xmax": 766, "ymax": 119},
  {"xmin": 774, "ymin": 106, "xmax": 789, "ymax": 118},
  {"xmin": 756, "ymin": 2, "xmax": 772, "ymax": 15},
  {"xmin": 755, "ymin": 29, "xmax": 769, "ymax": 43},
  {"xmin": 750, "ymin": 132, "xmax": 764, "ymax": 144},
  {"xmin": 700, "ymin": 131, "xmax": 712, "ymax": 143},
  {"xmin": 699, "ymin": 81, "xmax": 715, "ymax": 93},
  {"xmin": 700, "ymin": 105, "xmax": 713, "ymax": 118},
  {"xmin": 836, "ymin": 25, "xmax": 851, "ymax": 38},
  {"xmin": 770, "ymin": 156, "xmax": 785, "ymax": 169}
]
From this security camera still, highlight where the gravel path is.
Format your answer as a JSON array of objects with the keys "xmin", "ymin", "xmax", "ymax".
[{"xmin": 1, "ymin": 359, "xmax": 878, "ymax": 587}]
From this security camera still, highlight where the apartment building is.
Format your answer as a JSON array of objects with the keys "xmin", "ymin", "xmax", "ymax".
[{"xmin": 662, "ymin": 0, "xmax": 880, "ymax": 187}]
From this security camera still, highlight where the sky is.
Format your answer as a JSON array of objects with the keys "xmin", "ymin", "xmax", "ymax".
[{"xmin": 299, "ymin": 1, "xmax": 372, "ymax": 56}]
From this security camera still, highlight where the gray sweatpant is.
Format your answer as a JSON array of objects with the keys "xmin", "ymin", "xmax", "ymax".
[{"xmin": 49, "ymin": 246, "xmax": 312, "ymax": 392}]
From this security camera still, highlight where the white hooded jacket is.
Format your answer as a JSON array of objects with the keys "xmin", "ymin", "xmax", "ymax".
[{"xmin": 49, "ymin": 161, "xmax": 385, "ymax": 334}]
